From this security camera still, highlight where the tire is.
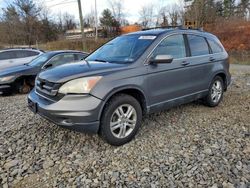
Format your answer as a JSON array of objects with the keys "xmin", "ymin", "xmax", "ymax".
[
  {"xmin": 17, "ymin": 81, "xmax": 31, "ymax": 94},
  {"xmin": 100, "ymin": 94, "xmax": 142, "ymax": 146},
  {"xmin": 204, "ymin": 76, "xmax": 224, "ymax": 107}
]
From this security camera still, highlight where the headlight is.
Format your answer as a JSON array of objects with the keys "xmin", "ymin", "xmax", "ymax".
[
  {"xmin": 58, "ymin": 76, "xmax": 102, "ymax": 94},
  {"xmin": 0, "ymin": 75, "xmax": 16, "ymax": 82}
]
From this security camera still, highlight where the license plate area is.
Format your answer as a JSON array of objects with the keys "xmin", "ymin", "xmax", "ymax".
[{"xmin": 28, "ymin": 99, "xmax": 37, "ymax": 113}]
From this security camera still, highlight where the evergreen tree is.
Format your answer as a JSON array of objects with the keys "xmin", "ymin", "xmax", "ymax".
[
  {"xmin": 223, "ymin": 0, "xmax": 236, "ymax": 18},
  {"xmin": 99, "ymin": 9, "xmax": 120, "ymax": 37},
  {"xmin": 100, "ymin": 9, "xmax": 120, "ymax": 28}
]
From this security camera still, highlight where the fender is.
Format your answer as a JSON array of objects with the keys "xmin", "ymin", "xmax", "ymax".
[
  {"xmin": 209, "ymin": 70, "xmax": 228, "ymax": 89},
  {"xmin": 97, "ymin": 85, "xmax": 148, "ymax": 120}
]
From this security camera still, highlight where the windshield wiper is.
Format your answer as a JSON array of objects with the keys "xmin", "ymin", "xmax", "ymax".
[{"xmin": 94, "ymin": 59, "xmax": 107, "ymax": 63}]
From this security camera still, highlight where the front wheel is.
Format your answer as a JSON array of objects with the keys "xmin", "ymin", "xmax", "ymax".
[
  {"xmin": 204, "ymin": 76, "xmax": 224, "ymax": 107},
  {"xmin": 100, "ymin": 94, "xmax": 142, "ymax": 146},
  {"xmin": 17, "ymin": 80, "xmax": 31, "ymax": 94}
]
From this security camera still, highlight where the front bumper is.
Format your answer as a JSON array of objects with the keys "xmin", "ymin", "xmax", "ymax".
[
  {"xmin": 27, "ymin": 89, "xmax": 103, "ymax": 134},
  {"xmin": 0, "ymin": 85, "xmax": 12, "ymax": 94}
]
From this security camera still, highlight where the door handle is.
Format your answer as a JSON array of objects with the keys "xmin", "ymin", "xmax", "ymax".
[
  {"xmin": 181, "ymin": 61, "xmax": 190, "ymax": 66},
  {"xmin": 209, "ymin": 57, "xmax": 216, "ymax": 62}
]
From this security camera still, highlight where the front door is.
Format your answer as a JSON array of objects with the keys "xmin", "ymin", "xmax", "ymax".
[{"xmin": 146, "ymin": 34, "xmax": 193, "ymax": 111}]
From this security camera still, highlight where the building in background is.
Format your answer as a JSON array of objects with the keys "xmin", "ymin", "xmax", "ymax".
[
  {"xmin": 120, "ymin": 25, "xmax": 142, "ymax": 34},
  {"xmin": 65, "ymin": 27, "xmax": 105, "ymax": 40},
  {"xmin": 65, "ymin": 25, "xmax": 142, "ymax": 40}
]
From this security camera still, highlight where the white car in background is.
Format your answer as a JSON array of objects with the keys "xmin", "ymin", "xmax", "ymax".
[{"xmin": 0, "ymin": 48, "xmax": 44, "ymax": 70}]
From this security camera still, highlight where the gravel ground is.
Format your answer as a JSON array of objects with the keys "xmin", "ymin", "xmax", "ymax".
[{"xmin": 0, "ymin": 65, "xmax": 250, "ymax": 188}]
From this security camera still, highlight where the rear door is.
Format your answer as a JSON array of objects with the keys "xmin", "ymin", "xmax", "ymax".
[
  {"xmin": 0, "ymin": 51, "xmax": 18, "ymax": 69},
  {"xmin": 185, "ymin": 34, "xmax": 213, "ymax": 92},
  {"xmin": 15, "ymin": 50, "xmax": 35, "ymax": 65},
  {"xmin": 146, "ymin": 34, "xmax": 193, "ymax": 110}
]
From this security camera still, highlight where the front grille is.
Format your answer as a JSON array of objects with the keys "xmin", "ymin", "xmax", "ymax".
[{"xmin": 35, "ymin": 78, "xmax": 64, "ymax": 101}]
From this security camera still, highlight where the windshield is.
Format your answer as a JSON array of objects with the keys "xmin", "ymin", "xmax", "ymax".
[
  {"xmin": 28, "ymin": 53, "xmax": 51, "ymax": 67},
  {"xmin": 86, "ymin": 35, "xmax": 156, "ymax": 63}
]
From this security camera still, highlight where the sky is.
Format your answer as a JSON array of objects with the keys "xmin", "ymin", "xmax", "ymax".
[
  {"xmin": 43, "ymin": 0, "xmax": 177, "ymax": 23},
  {"xmin": 0, "ymin": 0, "xmax": 177, "ymax": 23}
]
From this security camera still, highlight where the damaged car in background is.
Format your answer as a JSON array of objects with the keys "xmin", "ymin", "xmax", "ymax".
[{"xmin": 0, "ymin": 50, "xmax": 88, "ymax": 95}]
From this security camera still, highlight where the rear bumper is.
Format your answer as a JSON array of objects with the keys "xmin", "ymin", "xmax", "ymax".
[
  {"xmin": 28, "ymin": 89, "xmax": 103, "ymax": 134},
  {"xmin": 226, "ymin": 73, "xmax": 232, "ymax": 90}
]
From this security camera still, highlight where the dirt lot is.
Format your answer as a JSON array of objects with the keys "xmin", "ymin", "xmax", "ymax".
[{"xmin": 0, "ymin": 65, "xmax": 249, "ymax": 188}]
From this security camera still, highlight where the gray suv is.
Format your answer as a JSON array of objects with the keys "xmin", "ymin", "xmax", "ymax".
[{"xmin": 28, "ymin": 28, "xmax": 231, "ymax": 146}]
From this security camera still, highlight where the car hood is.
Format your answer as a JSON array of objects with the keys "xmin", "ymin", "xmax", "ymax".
[
  {"xmin": 0, "ymin": 64, "xmax": 34, "ymax": 77},
  {"xmin": 38, "ymin": 61, "xmax": 129, "ymax": 83}
]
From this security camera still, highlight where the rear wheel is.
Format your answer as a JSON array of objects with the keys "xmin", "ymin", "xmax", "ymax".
[
  {"xmin": 204, "ymin": 76, "xmax": 224, "ymax": 107},
  {"xmin": 100, "ymin": 94, "xmax": 142, "ymax": 146}
]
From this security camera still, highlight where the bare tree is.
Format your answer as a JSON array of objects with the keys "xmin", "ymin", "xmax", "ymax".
[
  {"xmin": 155, "ymin": 6, "xmax": 169, "ymax": 27},
  {"xmin": 139, "ymin": 4, "xmax": 155, "ymax": 28},
  {"xmin": 14, "ymin": 0, "xmax": 42, "ymax": 45},
  {"xmin": 237, "ymin": 0, "xmax": 250, "ymax": 19},
  {"xmin": 108, "ymin": 0, "xmax": 125, "ymax": 26},
  {"xmin": 168, "ymin": 4, "xmax": 182, "ymax": 26},
  {"xmin": 63, "ymin": 13, "xmax": 77, "ymax": 30},
  {"xmin": 57, "ymin": 12, "xmax": 64, "ymax": 32},
  {"xmin": 2, "ymin": 4, "xmax": 23, "ymax": 45},
  {"xmin": 185, "ymin": 0, "xmax": 217, "ymax": 28},
  {"xmin": 85, "ymin": 9, "xmax": 95, "ymax": 28}
]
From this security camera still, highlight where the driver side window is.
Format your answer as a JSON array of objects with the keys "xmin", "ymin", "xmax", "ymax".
[
  {"xmin": 153, "ymin": 34, "xmax": 186, "ymax": 59},
  {"xmin": 48, "ymin": 54, "xmax": 75, "ymax": 68}
]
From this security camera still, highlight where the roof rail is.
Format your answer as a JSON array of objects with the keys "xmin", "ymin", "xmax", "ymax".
[
  {"xmin": 142, "ymin": 25, "xmax": 205, "ymax": 32},
  {"xmin": 3, "ymin": 47, "xmax": 44, "ymax": 51},
  {"xmin": 142, "ymin": 25, "xmax": 184, "ymax": 31}
]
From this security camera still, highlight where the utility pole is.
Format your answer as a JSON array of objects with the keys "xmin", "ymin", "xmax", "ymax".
[
  {"xmin": 95, "ymin": 0, "xmax": 98, "ymax": 41},
  {"xmin": 77, "ymin": 0, "xmax": 86, "ymax": 50}
]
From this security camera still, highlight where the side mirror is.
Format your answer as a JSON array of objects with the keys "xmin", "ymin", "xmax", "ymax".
[
  {"xmin": 150, "ymin": 55, "xmax": 174, "ymax": 64},
  {"xmin": 42, "ymin": 63, "xmax": 53, "ymax": 70}
]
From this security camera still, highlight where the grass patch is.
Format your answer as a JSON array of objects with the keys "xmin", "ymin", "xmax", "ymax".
[
  {"xmin": 229, "ymin": 52, "xmax": 250, "ymax": 65},
  {"xmin": 38, "ymin": 38, "xmax": 111, "ymax": 53}
]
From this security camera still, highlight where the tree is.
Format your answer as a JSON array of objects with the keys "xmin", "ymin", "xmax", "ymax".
[
  {"xmin": 85, "ymin": 9, "xmax": 95, "ymax": 28},
  {"xmin": 155, "ymin": 6, "xmax": 168, "ymax": 27},
  {"xmin": 185, "ymin": 0, "xmax": 218, "ymax": 28},
  {"xmin": 215, "ymin": 1, "xmax": 224, "ymax": 17},
  {"xmin": 236, "ymin": 0, "xmax": 250, "ymax": 19},
  {"xmin": 100, "ymin": 9, "xmax": 119, "ymax": 27},
  {"xmin": 223, "ymin": 0, "xmax": 236, "ymax": 18},
  {"xmin": 139, "ymin": 4, "xmax": 155, "ymax": 28},
  {"xmin": 39, "ymin": 8, "xmax": 59, "ymax": 42},
  {"xmin": 1, "ymin": 5, "xmax": 23, "ymax": 45},
  {"xmin": 100, "ymin": 9, "xmax": 119, "ymax": 37},
  {"xmin": 108, "ymin": 0, "xmax": 126, "ymax": 26},
  {"xmin": 14, "ymin": 0, "xmax": 42, "ymax": 45},
  {"xmin": 0, "ymin": 0, "xmax": 65, "ymax": 45},
  {"xmin": 63, "ymin": 13, "xmax": 77, "ymax": 31},
  {"xmin": 168, "ymin": 4, "xmax": 182, "ymax": 26}
]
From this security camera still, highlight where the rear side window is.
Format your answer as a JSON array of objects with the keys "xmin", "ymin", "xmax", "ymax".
[
  {"xmin": 0, "ymin": 51, "xmax": 17, "ymax": 60},
  {"xmin": 153, "ymin": 34, "xmax": 186, "ymax": 59},
  {"xmin": 207, "ymin": 39, "xmax": 223, "ymax": 53},
  {"xmin": 187, "ymin": 35, "xmax": 209, "ymax": 56},
  {"xmin": 26, "ymin": 50, "xmax": 40, "ymax": 57},
  {"xmin": 16, "ymin": 50, "xmax": 29, "ymax": 58},
  {"xmin": 15, "ymin": 50, "xmax": 40, "ymax": 58}
]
